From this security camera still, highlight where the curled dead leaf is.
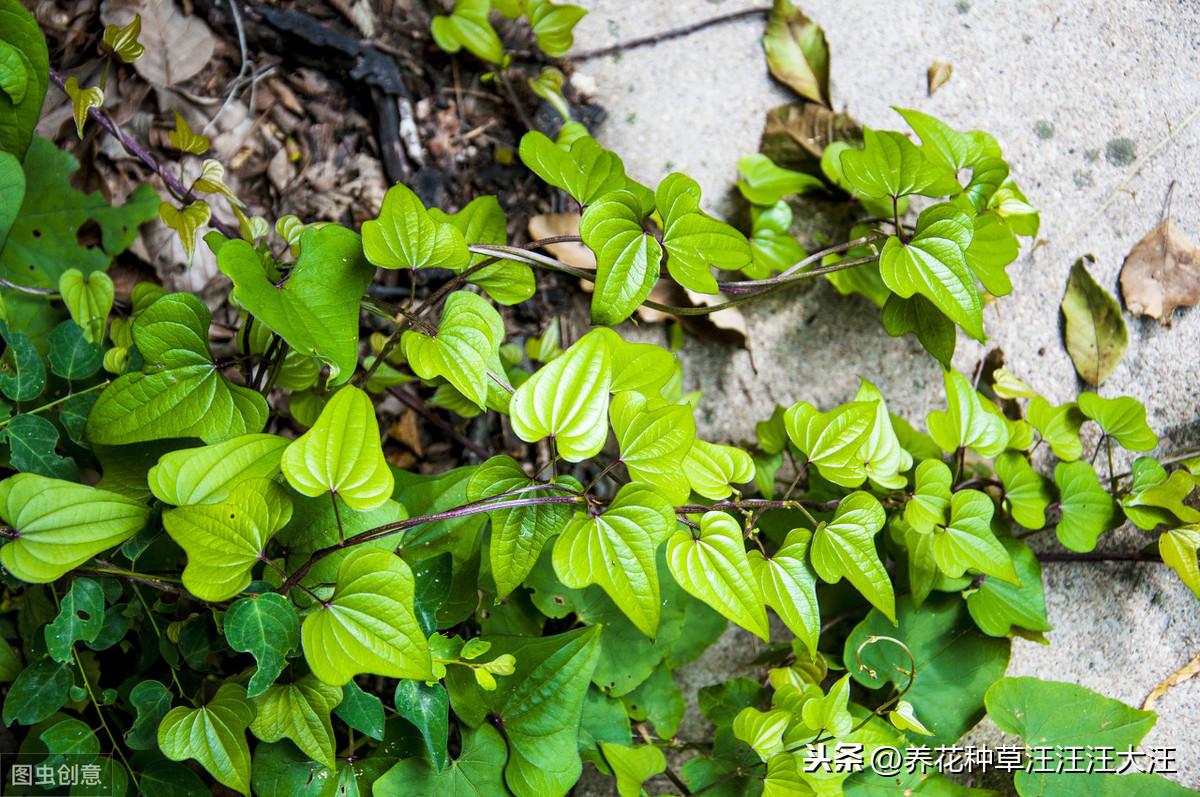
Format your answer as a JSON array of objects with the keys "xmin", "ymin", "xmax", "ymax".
[
  {"xmin": 760, "ymin": 102, "xmax": 861, "ymax": 172},
  {"xmin": 927, "ymin": 61, "xmax": 953, "ymax": 96},
  {"xmin": 1119, "ymin": 218, "xmax": 1200, "ymax": 323}
]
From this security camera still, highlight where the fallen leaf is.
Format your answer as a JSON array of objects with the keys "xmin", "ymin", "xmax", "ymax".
[
  {"xmin": 100, "ymin": 0, "xmax": 216, "ymax": 87},
  {"xmin": 1143, "ymin": 651, "xmax": 1200, "ymax": 711},
  {"xmin": 762, "ymin": 0, "xmax": 830, "ymax": 106},
  {"xmin": 927, "ymin": 61, "xmax": 953, "ymax": 96},
  {"xmin": 636, "ymin": 282, "xmax": 748, "ymax": 348},
  {"xmin": 1061, "ymin": 254, "xmax": 1127, "ymax": 387},
  {"xmin": 389, "ymin": 410, "xmax": 423, "ymax": 456},
  {"xmin": 527, "ymin": 213, "xmax": 596, "ymax": 270},
  {"xmin": 1120, "ymin": 218, "xmax": 1200, "ymax": 322},
  {"xmin": 760, "ymin": 102, "xmax": 861, "ymax": 173}
]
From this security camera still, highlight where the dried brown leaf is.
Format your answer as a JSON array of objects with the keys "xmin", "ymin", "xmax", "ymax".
[
  {"xmin": 1120, "ymin": 218, "xmax": 1200, "ymax": 322},
  {"xmin": 1143, "ymin": 651, "xmax": 1200, "ymax": 711},
  {"xmin": 390, "ymin": 410, "xmax": 423, "ymax": 456},
  {"xmin": 100, "ymin": 0, "xmax": 216, "ymax": 87},
  {"xmin": 760, "ymin": 102, "xmax": 861, "ymax": 172},
  {"xmin": 927, "ymin": 61, "xmax": 953, "ymax": 96}
]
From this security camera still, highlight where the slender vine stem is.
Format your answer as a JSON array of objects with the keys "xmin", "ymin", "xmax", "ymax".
[{"xmin": 0, "ymin": 381, "xmax": 109, "ymax": 431}]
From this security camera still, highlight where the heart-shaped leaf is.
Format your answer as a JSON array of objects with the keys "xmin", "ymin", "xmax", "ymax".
[
  {"xmin": 904, "ymin": 459, "xmax": 952, "ymax": 534},
  {"xmin": 879, "ymin": 203, "xmax": 982, "ymax": 339},
  {"xmin": 375, "ymin": 724, "xmax": 508, "ymax": 796},
  {"xmin": 402, "ymin": 291, "xmax": 505, "ymax": 409},
  {"xmin": 163, "ymin": 479, "xmax": 293, "ymax": 601},
  {"xmin": 509, "ymin": 328, "xmax": 612, "ymax": 462},
  {"xmin": 553, "ymin": 483, "xmax": 676, "ymax": 637},
  {"xmin": 854, "ymin": 380, "xmax": 913, "ymax": 490},
  {"xmin": 362, "ymin": 183, "xmax": 470, "ymax": 271},
  {"xmin": 965, "ymin": 536, "xmax": 1051, "ymax": 638},
  {"xmin": 525, "ymin": 0, "xmax": 586, "ymax": 57},
  {"xmin": 893, "ymin": 107, "xmax": 1001, "ymax": 173},
  {"xmin": 881, "ymin": 292, "xmax": 956, "ymax": 370},
  {"xmin": 840, "ymin": 128, "xmax": 960, "ymax": 201},
  {"xmin": 1026, "ymin": 396, "xmax": 1085, "ymax": 461},
  {"xmin": 157, "ymin": 682, "xmax": 255, "ymax": 796},
  {"xmin": 149, "ymin": 433, "xmax": 289, "ymax": 507},
  {"xmin": 1053, "ymin": 461, "xmax": 1117, "ymax": 552},
  {"xmin": 657, "ymin": 173, "xmax": 752, "ymax": 293},
  {"xmin": 600, "ymin": 741, "xmax": 667, "ymax": 797},
  {"xmin": 466, "ymin": 455, "xmax": 581, "ymax": 597},
  {"xmin": 931, "ymin": 490, "xmax": 1017, "ymax": 583},
  {"xmin": 159, "ymin": 200, "xmax": 210, "ymax": 263},
  {"xmin": 431, "ymin": 196, "xmax": 534, "ymax": 305},
  {"xmin": 101, "ymin": 13, "xmax": 144, "ymax": 63},
  {"xmin": 394, "ymin": 680, "xmax": 450, "ymax": 771},
  {"xmin": 746, "ymin": 201, "xmax": 805, "ymax": 278},
  {"xmin": 667, "ymin": 511, "xmax": 768, "ymax": 640},
  {"xmin": 301, "ymin": 548, "xmax": 433, "ymax": 685},
  {"xmin": 63, "ymin": 76, "xmax": 102, "ymax": 138},
  {"xmin": 748, "ymin": 528, "xmax": 820, "ymax": 655},
  {"xmin": 0, "ymin": 0, "xmax": 46, "ymax": 158},
  {"xmin": 736, "ymin": 154, "xmax": 824, "ymax": 206},
  {"xmin": 1121, "ymin": 456, "xmax": 1200, "ymax": 531},
  {"xmin": 1160, "ymin": 526, "xmax": 1200, "ymax": 600},
  {"xmin": 47, "ymin": 320, "xmax": 101, "ymax": 380},
  {"xmin": 430, "ymin": 0, "xmax": 506, "ymax": 64},
  {"xmin": 995, "ymin": 452, "xmax": 1053, "ymax": 530},
  {"xmin": 811, "ymin": 491, "xmax": 894, "ymax": 622},
  {"xmin": 249, "ymin": 674, "xmax": 342, "ymax": 769},
  {"xmin": 1077, "ymin": 392, "xmax": 1157, "ymax": 452},
  {"xmin": 784, "ymin": 400, "xmax": 876, "ymax": 488},
  {"xmin": 610, "ymin": 391, "xmax": 695, "ymax": 503},
  {"xmin": 281, "ymin": 385, "xmax": 394, "ymax": 511},
  {"xmin": 518, "ymin": 131, "xmax": 628, "ymax": 207},
  {"xmin": 927, "ymin": 369, "xmax": 1008, "ymax": 457},
  {"xmin": 682, "ymin": 439, "xmax": 756, "ymax": 500},
  {"xmin": 224, "ymin": 593, "xmax": 300, "ymax": 698},
  {"xmin": 0, "ymin": 473, "xmax": 148, "ymax": 583},
  {"xmin": 87, "ymin": 293, "xmax": 268, "ymax": 444},
  {"xmin": 58, "ymin": 268, "xmax": 113, "ymax": 343},
  {"xmin": 219, "ymin": 226, "xmax": 373, "ymax": 385},
  {"xmin": 580, "ymin": 190, "xmax": 661, "ymax": 325},
  {"xmin": 965, "ymin": 212, "xmax": 1018, "ymax": 295}
]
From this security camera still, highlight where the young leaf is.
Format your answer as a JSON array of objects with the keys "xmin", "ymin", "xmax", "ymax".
[
  {"xmin": 431, "ymin": 0, "xmax": 506, "ymax": 64},
  {"xmin": 301, "ymin": 548, "xmax": 433, "ymax": 685},
  {"xmin": 0, "ymin": 473, "xmax": 148, "ymax": 583},
  {"xmin": 879, "ymin": 203, "xmax": 982, "ymax": 339},
  {"xmin": 747, "ymin": 201, "xmax": 805, "ymax": 278},
  {"xmin": 525, "ymin": 0, "xmax": 586, "ymax": 57},
  {"xmin": 736, "ymin": 154, "xmax": 823, "ymax": 206},
  {"xmin": 224, "ymin": 593, "xmax": 300, "ymax": 698},
  {"xmin": 657, "ymin": 173, "xmax": 752, "ymax": 294},
  {"xmin": 148, "ymin": 433, "xmax": 289, "ymax": 507},
  {"xmin": 281, "ymin": 385, "xmax": 394, "ymax": 511},
  {"xmin": 965, "ymin": 212, "xmax": 1019, "ymax": 294},
  {"xmin": 580, "ymin": 190, "xmax": 661, "ymax": 325},
  {"xmin": 732, "ymin": 707, "xmax": 790, "ymax": 760},
  {"xmin": 166, "ymin": 111, "xmax": 209, "ymax": 154},
  {"xmin": 157, "ymin": 682, "xmax": 255, "ymax": 796},
  {"xmin": 810, "ymin": 491, "xmax": 895, "ymax": 622},
  {"xmin": 86, "ymin": 293, "xmax": 268, "ymax": 444},
  {"xmin": 1121, "ymin": 457, "xmax": 1200, "ymax": 531},
  {"xmin": 965, "ymin": 536, "xmax": 1051, "ymax": 638},
  {"xmin": 927, "ymin": 369, "xmax": 1008, "ymax": 457},
  {"xmin": 610, "ymin": 391, "xmax": 696, "ymax": 503},
  {"xmin": 995, "ymin": 451, "xmax": 1053, "ymax": 530},
  {"xmin": 62, "ymin": 77, "xmax": 102, "ymax": 138},
  {"xmin": 1027, "ymin": 396, "xmax": 1086, "ymax": 461},
  {"xmin": 904, "ymin": 459, "xmax": 952, "ymax": 533},
  {"xmin": 162, "ymin": 478, "xmax": 293, "ymax": 601},
  {"xmin": 402, "ymin": 291, "xmax": 505, "ymax": 409},
  {"xmin": 748, "ymin": 528, "xmax": 820, "ymax": 656},
  {"xmin": 553, "ymin": 483, "xmax": 676, "ymax": 637},
  {"xmin": 394, "ymin": 680, "xmax": 450, "ymax": 772},
  {"xmin": 1061, "ymin": 255, "xmax": 1128, "ymax": 386},
  {"xmin": 783, "ymin": 400, "xmax": 875, "ymax": 487},
  {"xmin": 667, "ymin": 512, "xmax": 769, "ymax": 640},
  {"xmin": 932, "ymin": 490, "xmax": 1018, "ymax": 584},
  {"xmin": 839, "ymin": 128, "xmax": 960, "ymax": 200},
  {"xmin": 249, "ymin": 674, "xmax": 342, "ymax": 770},
  {"xmin": 219, "ymin": 226, "xmax": 373, "ymax": 385},
  {"xmin": 362, "ymin": 183, "xmax": 470, "ymax": 271},
  {"xmin": 101, "ymin": 13, "xmax": 144, "ymax": 62},
  {"xmin": 375, "ymin": 724, "xmax": 508, "ymax": 797},
  {"xmin": 159, "ymin": 200, "xmax": 210, "ymax": 263},
  {"xmin": 1159, "ymin": 526, "xmax": 1200, "ymax": 599},
  {"xmin": 682, "ymin": 439, "xmax": 756, "ymax": 500},
  {"xmin": 518, "ymin": 131, "xmax": 628, "ymax": 207},
  {"xmin": 509, "ymin": 328, "xmax": 612, "ymax": 461},
  {"xmin": 1054, "ymin": 460, "xmax": 1117, "ymax": 552},
  {"xmin": 762, "ymin": 0, "xmax": 829, "ymax": 105},
  {"xmin": 1077, "ymin": 392, "xmax": 1158, "ymax": 452},
  {"xmin": 888, "ymin": 700, "xmax": 934, "ymax": 737},
  {"xmin": 431, "ymin": 196, "xmax": 534, "ymax": 305},
  {"xmin": 854, "ymin": 379, "xmax": 913, "ymax": 490},
  {"xmin": 892, "ymin": 107, "xmax": 1001, "ymax": 173},
  {"xmin": 599, "ymin": 742, "xmax": 667, "ymax": 797},
  {"xmin": 58, "ymin": 268, "xmax": 114, "ymax": 343}
]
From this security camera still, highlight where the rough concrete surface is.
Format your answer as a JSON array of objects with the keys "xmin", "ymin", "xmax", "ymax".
[{"xmin": 568, "ymin": 0, "xmax": 1200, "ymax": 792}]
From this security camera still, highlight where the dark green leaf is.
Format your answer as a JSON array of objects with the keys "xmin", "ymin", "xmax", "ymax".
[
  {"xmin": 6, "ymin": 413, "xmax": 77, "ymax": 478},
  {"xmin": 48, "ymin": 320, "xmax": 101, "ymax": 380},
  {"xmin": 44, "ymin": 576, "xmax": 104, "ymax": 661},
  {"xmin": 224, "ymin": 593, "xmax": 300, "ymax": 697},
  {"xmin": 395, "ymin": 680, "xmax": 449, "ymax": 771}
]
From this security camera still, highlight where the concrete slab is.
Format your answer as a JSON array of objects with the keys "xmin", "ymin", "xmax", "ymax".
[{"xmin": 569, "ymin": 0, "xmax": 1200, "ymax": 791}]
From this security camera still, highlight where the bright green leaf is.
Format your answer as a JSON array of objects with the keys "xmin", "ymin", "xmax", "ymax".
[
  {"xmin": 250, "ymin": 674, "xmax": 341, "ymax": 769},
  {"xmin": 839, "ymin": 128, "xmax": 960, "ymax": 200},
  {"xmin": 732, "ymin": 706, "xmax": 791, "ymax": 761},
  {"xmin": 518, "ymin": 131, "xmax": 629, "ymax": 207},
  {"xmin": 736, "ymin": 154, "xmax": 823, "ymax": 206},
  {"xmin": 932, "ymin": 489, "xmax": 1017, "ymax": 583},
  {"xmin": 149, "ymin": 433, "xmax": 289, "ymax": 507},
  {"xmin": 431, "ymin": 0, "xmax": 506, "ymax": 64},
  {"xmin": 881, "ymin": 292, "xmax": 957, "ymax": 370},
  {"xmin": 995, "ymin": 451, "xmax": 1053, "ymax": 530},
  {"xmin": 966, "ymin": 536, "xmax": 1051, "ymax": 638},
  {"xmin": 525, "ymin": 0, "xmax": 586, "ymax": 57},
  {"xmin": 657, "ymin": 173, "xmax": 752, "ymax": 294},
  {"xmin": 362, "ymin": 183, "xmax": 470, "ymax": 271},
  {"xmin": 610, "ymin": 391, "xmax": 695, "ymax": 503},
  {"xmin": 58, "ymin": 269, "xmax": 114, "ymax": 344},
  {"xmin": 580, "ymin": 190, "xmax": 661, "ymax": 325},
  {"xmin": 667, "ymin": 511, "xmax": 769, "ymax": 640},
  {"xmin": 1160, "ymin": 526, "xmax": 1200, "ymax": 600},
  {"xmin": 600, "ymin": 741, "xmax": 667, "ymax": 797},
  {"xmin": 748, "ymin": 528, "xmax": 820, "ymax": 656},
  {"xmin": 1027, "ymin": 396, "xmax": 1086, "ymax": 461},
  {"xmin": 682, "ymin": 438, "xmax": 756, "ymax": 500},
  {"xmin": 1054, "ymin": 460, "xmax": 1117, "ymax": 552},
  {"xmin": 927, "ymin": 369, "xmax": 1008, "ymax": 457},
  {"xmin": 402, "ymin": 291, "xmax": 505, "ymax": 409},
  {"xmin": 811, "ymin": 491, "xmax": 895, "ymax": 622},
  {"xmin": 157, "ymin": 682, "xmax": 255, "ymax": 796},
  {"xmin": 431, "ymin": 195, "xmax": 534, "ymax": 305},
  {"xmin": 905, "ymin": 459, "xmax": 952, "ymax": 534},
  {"xmin": 1077, "ymin": 392, "xmax": 1157, "ymax": 452}
]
